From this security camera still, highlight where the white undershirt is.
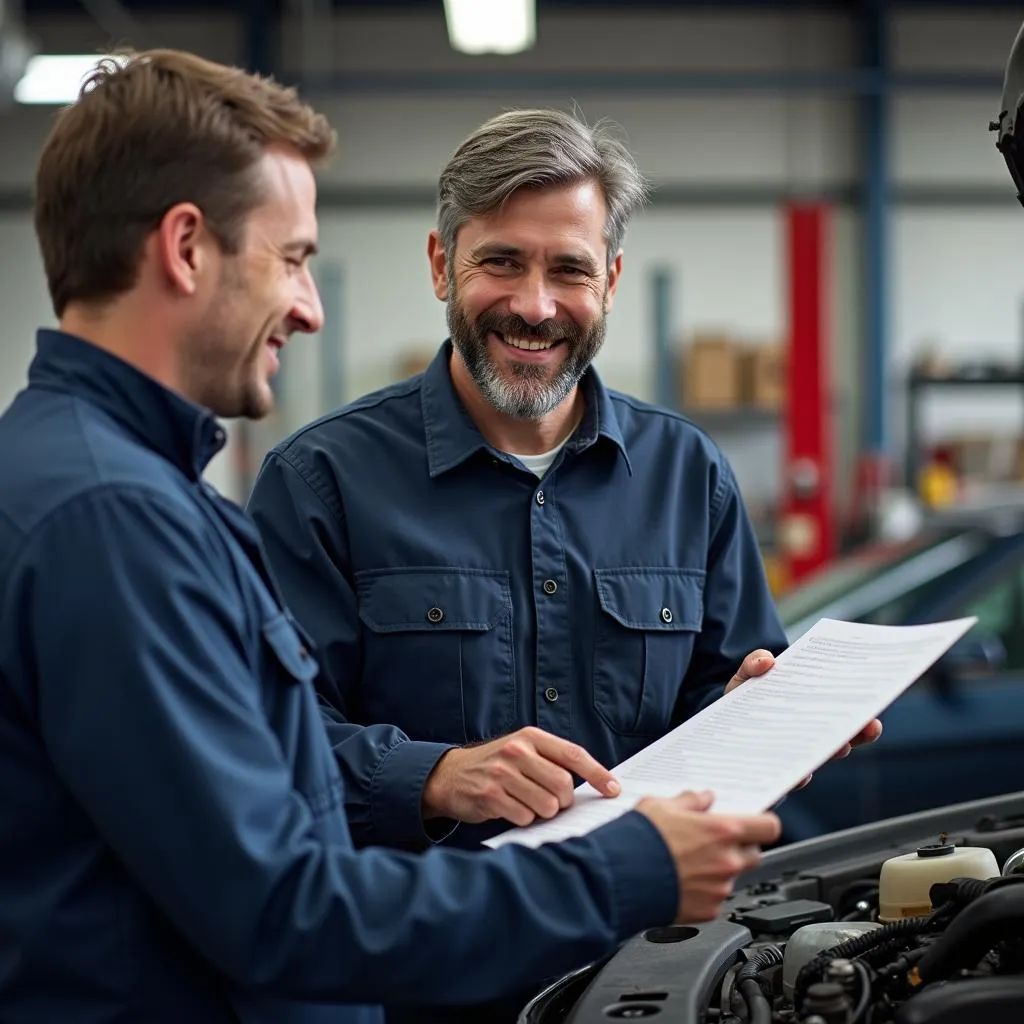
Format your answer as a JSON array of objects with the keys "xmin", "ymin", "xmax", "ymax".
[{"xmin": 507, "ymin": 437, "xmax": 570, "ymax": 478}]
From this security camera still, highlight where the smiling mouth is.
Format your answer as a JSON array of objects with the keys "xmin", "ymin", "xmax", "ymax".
[{"xmin": 494, "ymin": 331, "xmax": 561, "ymax": 352}]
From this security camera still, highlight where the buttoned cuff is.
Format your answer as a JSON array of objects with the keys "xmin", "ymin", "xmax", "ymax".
[
  {"xmin": 587, "ymin": 811, "xmax": 679, "ymax": 938},
  {"xmin": 370, "ymin": 739, "xmax": 457, "ymax": 849}
]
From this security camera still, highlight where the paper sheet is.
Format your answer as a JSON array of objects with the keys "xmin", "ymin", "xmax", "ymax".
[{"xmin": 484, "ymin": 616, "xmax": 976, "ymax": 849}]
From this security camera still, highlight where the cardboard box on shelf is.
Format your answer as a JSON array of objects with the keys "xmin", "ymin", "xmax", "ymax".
[
  {"xmin": 1015, "ymin": 438, "xmax": 1024, "ymax": 481},
  {"xmin": 952, "ymin": 434, "xmax": 1000, "ymax": 481},
  {"xmin": 740, "ymin": 343, "xmax": 785, "ymax": 410},
  {"xmin": 680, "ymin": 334, "xmax": 741, "ymax": 409}
]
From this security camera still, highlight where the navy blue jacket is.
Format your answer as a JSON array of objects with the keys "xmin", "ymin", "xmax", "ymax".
[
  {"xmin": 0, "ymin": 330, "xmax": 680, "ymax": 1024},
  {"xmin": 248, "ymin": 341, "xmax": 789, "ymax": 848}
]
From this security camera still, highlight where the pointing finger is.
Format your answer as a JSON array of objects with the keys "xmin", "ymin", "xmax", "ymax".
[{"xmin": 531, "ymin": 732, "xmax": 621, "ymax": 797}]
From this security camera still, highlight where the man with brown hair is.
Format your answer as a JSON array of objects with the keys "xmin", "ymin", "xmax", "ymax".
[{"xmin": 0, "ymin": 49, "xmax": 782, "ymax": 1024}]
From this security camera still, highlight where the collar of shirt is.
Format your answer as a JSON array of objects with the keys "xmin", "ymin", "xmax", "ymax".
[
  {"xmin": 29, "ymin": 328, "xmax": 226, "ymax": 481},
  {"xmin": 419, "ymin": 339, "xmax": 632, "ymax": 479}
]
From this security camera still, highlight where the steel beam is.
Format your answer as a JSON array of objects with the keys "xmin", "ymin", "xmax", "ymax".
[
  {"xmin": 292, "ymin": 68, "xmax": 1003, "ymax": 97},
  {"xmin": 862, "ymin": 0, "xmax": 889, "ymax": 458}
]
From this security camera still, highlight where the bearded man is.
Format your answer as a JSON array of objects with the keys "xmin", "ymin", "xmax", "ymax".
[{"xmin": 247, "ymin": 109, "xmax": 874, "ymax": 866}]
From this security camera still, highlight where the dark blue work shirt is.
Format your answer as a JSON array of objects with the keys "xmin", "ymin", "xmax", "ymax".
[
  {"xmin": 248, "ymin": 341, "xmax": 788, "ymax": 843},
  {"xmin": 0, "ymin": 330, "xmax": 680, "ymax": 1023}
]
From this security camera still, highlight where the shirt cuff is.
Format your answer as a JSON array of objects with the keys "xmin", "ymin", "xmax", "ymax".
[
  {"xmin": 370, "ymin": 739, "xmax": 456, "ymax": 849},
  {"xmin": 586, "ymin": 810, "xmax": 679, "ymax": 939}
]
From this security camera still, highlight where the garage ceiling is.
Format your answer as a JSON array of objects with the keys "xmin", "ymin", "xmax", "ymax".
[{"xmin": 20, "ymin": 0, "xmax": 1024, "ymax": 14}]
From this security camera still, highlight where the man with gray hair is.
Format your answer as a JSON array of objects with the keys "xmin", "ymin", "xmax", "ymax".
[
  {"xmin": 248, "ymin": 105, "xmax": 878, "ymax": 889},
  {"xmin": 434, "ymin": 108, "xmax": 646, "ymax": 423},
  {"xmin": 248, "ymin": 107, "xmax": 879, "ymax": 1021}
]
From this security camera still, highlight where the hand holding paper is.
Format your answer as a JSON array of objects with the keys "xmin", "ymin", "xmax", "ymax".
[
  {"xmin": 724, "ymin": 646, "xmax": 885, "ymax": 789},
  {"xmin": 485, "ymin": 617, "xmax": 976, "ymax": 850},
  {"xmin": 631, "ymin": 790, "xmax": 781, "ymax": 922}
]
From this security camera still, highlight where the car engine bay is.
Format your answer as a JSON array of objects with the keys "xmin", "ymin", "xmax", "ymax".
[{"xmin": 520, "ymin": 792, "xmax": 1024, "ymax": 1024}]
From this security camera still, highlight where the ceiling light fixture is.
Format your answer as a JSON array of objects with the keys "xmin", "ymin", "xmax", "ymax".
[
  {"xmin": 443, "ymin": 0, "xmax": 536, "ymax": 56},
  {"xmin": 14, "ymin": 53, "xmax": 122, "ymax": 105}
]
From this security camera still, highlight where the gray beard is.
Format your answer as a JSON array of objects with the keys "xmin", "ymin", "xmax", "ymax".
[{"xmin": 446, "ymin": 297, "xmax": 605, "ymax": 421}]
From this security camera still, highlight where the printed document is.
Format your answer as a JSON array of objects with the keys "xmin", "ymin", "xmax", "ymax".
[{"xmin": 484, "ymin": 616, "xmax": 976, "ymax": 849}]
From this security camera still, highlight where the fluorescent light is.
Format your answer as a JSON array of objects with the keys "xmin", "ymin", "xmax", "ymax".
[
  {"xmin": 14, "ymin": 54, "xmax": 121, "ymax": 105},
  {"xmin": 443, "ymin": 0, "xmax": 536, "ymax": 55}
]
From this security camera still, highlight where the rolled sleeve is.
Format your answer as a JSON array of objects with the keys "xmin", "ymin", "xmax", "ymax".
[
  {"xmin": 371, "ymin": 739, "xmax": 459, "ymax": 846},
  {"xmin": 317, "ymin": 701, "xmax": 455, "ymax": 849}
]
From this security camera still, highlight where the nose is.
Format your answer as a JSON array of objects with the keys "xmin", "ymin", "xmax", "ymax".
[
  {"xmin": 507, "ymin": 269, "xmax": 557, "ymax": 326},
  {"xmin": 290, "ymin": 266, "xmax": 325, "ymax": 335}
]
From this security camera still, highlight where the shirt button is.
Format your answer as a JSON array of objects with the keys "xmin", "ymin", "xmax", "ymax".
[
  {"xmin": 426, "ymin": 606, "xmax": 445, "ymax": 624},
  {"xmin": 661, "ymin": 607, "xmax": 673, "ymax": 624},
  {"xmin": 536, "ymin": 490, "xmax": 545, "ymax": 506},
  {"xmin": 544, "ymin": 687, "xmax": 559, "ymax": 703},
  {"xmin": 542, "ymin": 579, "xmax": 558, "ymax": 595}
]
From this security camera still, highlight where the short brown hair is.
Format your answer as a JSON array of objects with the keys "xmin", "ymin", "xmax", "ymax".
[{"xmin": 34, "ymin": 49, "xmax": 337, "ymax": 317}]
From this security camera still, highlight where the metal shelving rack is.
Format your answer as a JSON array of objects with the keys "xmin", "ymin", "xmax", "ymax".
[{"xmin": 904, "ymin": 369, "xmax": 1024, "ymax": 489}]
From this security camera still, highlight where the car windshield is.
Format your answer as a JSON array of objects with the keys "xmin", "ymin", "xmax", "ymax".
[{"xmin": 775, "ymin": 526, "xmax": 978, "ymax": 629}]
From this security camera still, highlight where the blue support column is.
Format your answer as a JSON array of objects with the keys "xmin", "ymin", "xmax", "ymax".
[
  {"xmin": 650, "ymin": 267, "xmax": 677, "ymax": 410},
  {"xmin": 862, "ymin": 0, "xmax": 890, "ymax": 461},
  {"xmin": 244, "ymin": 0, "xmax": 275, "ymax": 80}
]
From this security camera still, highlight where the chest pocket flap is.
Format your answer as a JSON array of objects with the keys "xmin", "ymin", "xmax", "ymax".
[
  {"xmin": 595, "ymin": 567, "xmax": 705, "ymax": 632},
  {"xmin": 356, "ymin": 568, "xmax": 510, "ymax": 633},
  {"xmin": 592, "ymin": 567, "xmax": 705, "ymax": 737},
  {"xmin": 353, "ymin": 568, "xmax": 515, "ymax": 743},
  {"xmin": 262, "ymin": 613, "xmax": 319, "ymax": 683}
]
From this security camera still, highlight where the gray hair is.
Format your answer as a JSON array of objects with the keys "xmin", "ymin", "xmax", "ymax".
[{"xmin": 437, "ymin": 108, "xmax": 650, "ymax": 269}]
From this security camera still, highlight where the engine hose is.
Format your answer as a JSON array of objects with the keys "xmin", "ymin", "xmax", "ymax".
[
  {"xmin": 915, "ymin": 884, "xmax": 1024, "ymax": 984},
  {"xmin": 860, "ymin": 936, "xmax": 929, "ymax": 970},
  {"xmin": 894, "ymin": 977, "xmax": 1024, "ymax": 1024},
  {"xmin": 929, "ymin": 872, "xmax": 1024, "ymax": 912},
  {"xmin": 877, "ymin": 945, "xmax": 927, "ymax": 981},
  {"xmin": 737, "ymin": 978, "xmax": 773, "ymax": 1024},
  {"xmin": 794, "ymin": 914, "xmax": 935, "ymax": 1005},
  {"xmin": 736, "ymin": 944, "xmax": 785, "ymax": 988},
  {"xmin": 733, "ymin": 946, "xmax": 782, "ymax": 1024}
]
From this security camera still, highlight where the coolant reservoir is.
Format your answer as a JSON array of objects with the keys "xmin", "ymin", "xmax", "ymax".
[
  {"xmin": 782, "ymin": 921, "xmax": 881, "ymax": 998},
  {"xmin": 877, "ymin": 837, "xmax": 999, "ymax": 922}
]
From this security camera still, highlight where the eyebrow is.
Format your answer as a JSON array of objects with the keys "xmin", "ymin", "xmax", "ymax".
[
  {"xmin": 553, "ymin": 252, "xmax": 600, "ymax": 274},
  {"xmin": 470, "ymin": 243, "xmax": 599, "ymax": 274},
  {"xmin": 470, "ymin": 243, "xmax": 523, "ymax": 261},
  {"xmin": 285, "ymin": 239, "xmax": 319, "ymax": 258}
]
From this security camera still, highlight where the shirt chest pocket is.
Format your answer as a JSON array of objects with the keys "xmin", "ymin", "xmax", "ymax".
[
  {"xmin": 593, "ymin": 568, "xmax": 705, "ymax": 737},
  {"xmin": 355, "ymin": 568, "xmax": 516, "ymax": 744}
]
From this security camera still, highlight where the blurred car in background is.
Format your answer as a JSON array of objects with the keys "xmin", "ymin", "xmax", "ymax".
[{"xmin": 773, "ymin": 488, "xmax": 1024, "ymax": 842}]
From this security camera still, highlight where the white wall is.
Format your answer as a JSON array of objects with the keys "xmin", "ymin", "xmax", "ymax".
[{"xmin": 1, "ymin": 7, "xmax": 1021, "ymax": 503}]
